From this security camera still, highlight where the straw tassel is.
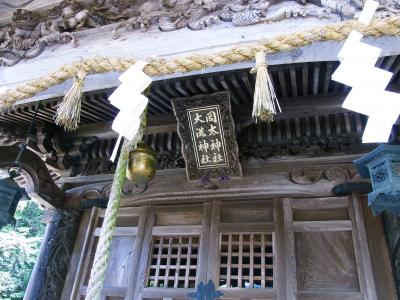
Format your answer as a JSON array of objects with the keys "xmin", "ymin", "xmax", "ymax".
[
  {"xmin": 55, "ymin": 69, "xmax": 86, "ymax": 131},
  {"xmin": 250, "ymin": 51, "xmax": 281, "ymax": 122}
]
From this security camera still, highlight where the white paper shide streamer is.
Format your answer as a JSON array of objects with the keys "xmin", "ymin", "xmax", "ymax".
[
  {"xmin": 108, "ymin": 61, "xmax": 152, "ymax": 161},
  {"xmin": 332, "ymin": 0, "xmax": 400, "ymax": 143},
  {"xmin": 0, "ymin": 86, "xmax": 8, "ymax": 96}
]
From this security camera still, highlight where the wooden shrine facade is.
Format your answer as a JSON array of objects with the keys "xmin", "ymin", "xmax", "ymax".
[
  {"xmin": 0, "ymin": 57, "xmax": 400, "ymax": 300},
  {"xmin": 62, "ymin": 194, "xmax": 394, "ymax": 300},
  {"xmin": 2, "ymin": 1, "xmax": 400, "ymax": 299}
]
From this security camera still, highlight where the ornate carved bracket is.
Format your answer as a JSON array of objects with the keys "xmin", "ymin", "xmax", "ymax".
[{"xmin": 0, "ymin": 146, "xmax": 64, "ymax": 207}]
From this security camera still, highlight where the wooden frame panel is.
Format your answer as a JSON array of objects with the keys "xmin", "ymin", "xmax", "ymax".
[
  {"xmin": 137, "ymin": 204, "xmax": 213, "ymax": 299},
  {"xmin": 61, "ymin": 209, "xmax": 94, "ymax": 300},
  {"xmin": 62, "ymin": 195, "xmax": 389, "ymax": 300},
  {"xmin": 67, "ymin": 207, "xmax": 146, "ymax": 300},
  {"xmin": 348, "ymin": 195, "xmax": 377, "ymax": 300},
  {"xmin": 283, "ymin": 197, "xmax": 377, "ymax": 300}
]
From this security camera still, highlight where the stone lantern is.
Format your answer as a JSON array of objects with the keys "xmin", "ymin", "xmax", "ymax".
[{"xmin": 353, "ymin": 144, "xmax": 400, "ymax": 215}]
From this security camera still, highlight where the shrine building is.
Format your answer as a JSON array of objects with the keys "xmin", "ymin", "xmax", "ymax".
[{"xmin": 1, "ymin": 0, "xmax": 400, "ymax": 299}]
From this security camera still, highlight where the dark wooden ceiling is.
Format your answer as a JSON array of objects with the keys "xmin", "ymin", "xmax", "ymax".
[{"xmin": 2, "ymin": 55, "xmax": 399, "ymax": 134}]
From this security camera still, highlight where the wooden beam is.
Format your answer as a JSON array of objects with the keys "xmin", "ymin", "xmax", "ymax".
[
  {"xmin": 292, "ymin": 220, "xmax": 353, "ymax": 231},
  {"xmin": 61, "ymin": 93, "xmax": 347, "ymax": 139},
  {"xmin": 61, "ymin": 152, "xmax": 363, "ymax": 183},
  {"xmin": 2, "ymin": 10, "xmax": 400, "ymax": 105}
]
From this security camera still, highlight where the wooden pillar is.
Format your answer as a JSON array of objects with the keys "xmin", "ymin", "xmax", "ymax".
[
  {"xmin": 332, "ymin": 181, "xmax": 397, "ymax": 299},
  {"xmin": 24, "ymin": 209, "xmax": 80, "ymax": 300},
  {"xmin": 381, "ymin": 211, "xmax": 400, "ymax": 298}
]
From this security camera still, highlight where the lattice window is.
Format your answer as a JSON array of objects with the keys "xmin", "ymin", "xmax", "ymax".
[
  {"xmin": 219, "ymin": 233, "xmax": 274, "ymax": 288},
  {"xmin": 147, "ymin": 235, "xmax": 200, "ymax": 288}
]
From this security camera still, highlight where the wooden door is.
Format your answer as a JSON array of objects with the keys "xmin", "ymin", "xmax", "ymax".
[
  {"xmin": 63, "ymin": 207, "xmax": 147, "ymax": 300},
  {"xmin": 62, "ymin": 197, "xmax": 392, "ymax": 300}
]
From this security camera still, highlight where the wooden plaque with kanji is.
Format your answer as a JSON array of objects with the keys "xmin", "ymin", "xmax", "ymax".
[{"xmin": 171, "ymin": 91, "xmax": 242, "ymax": 181}]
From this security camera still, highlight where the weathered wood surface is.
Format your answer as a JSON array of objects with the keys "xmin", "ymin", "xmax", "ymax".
[
  {"xmin": 207, "ymin": 200, "xmax": 221, "ymax": 284},
  {"xmin": 350, "ymin": 193, "xmax": 378, "ymax": 300},
  {"xmin": 2, "ymin": 11, "xmax": 400, "ymax": 104},
  {"xmin": 196, "ymin": 203, "xmax": 212, "ymax": 284},
  {"xmin": 59, "ymin": 93, "xmax": 348, "ymax": 141},
  {"xmin": 65, "ymin": 155, "xmax": 360, "ymax": 208},
  {"xmin": 60, "ymin": 209, "xmax": 93, "ymax": 300},
  {"xmin": 133, "ymin": 206, "xmax": 156, "ymax": 300},
  {"xmin": 274, "ymin": 198, "xmax": 287, "ymax": 299},
  {"xmin": 24, "ymin": 209, "xmax": 80, "ymax": 300},
  {"xmin": 0, "ymin": 0, "xmax": 63, "ymax": 26},
  {"xmin": 362, "ymin": 197, "xmax": 397, "ymax": 300},
  {"xmin": 61, "ymin": 196, "xmax": 396, "ymax": 299}
]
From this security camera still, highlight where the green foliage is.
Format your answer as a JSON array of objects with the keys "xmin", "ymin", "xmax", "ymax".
[{"xmin": 0, "ymin": 201, "xmax": 45, "ymax": 300}]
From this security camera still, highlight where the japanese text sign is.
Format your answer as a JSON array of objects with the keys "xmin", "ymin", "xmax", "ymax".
[
  {"xmin": 187, "ymin": 106, "xmax": 228, "ymax": 169},
  {"xmin": 172, "ymin": 91, "xmax": 242, "ymax": 181}
]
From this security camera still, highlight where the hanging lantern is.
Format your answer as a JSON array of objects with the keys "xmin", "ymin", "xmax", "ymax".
[
  {"xmin": 126, "ymin": 143, "xmax": 157, "ymax": 186},
  {"xmin": 0, "ymin": 169, "xmax": 30, "ymax": 229},
  {"xmin": 0, "ymin": 104, "xmax": 39, "ymax": 229},
  {"xmin": 353, "ymin": 144, "xmax": 400, "ymax": 216}
]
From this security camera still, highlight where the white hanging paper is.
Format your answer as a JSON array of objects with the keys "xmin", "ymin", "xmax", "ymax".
[
  {"xmin": 358, "ymin": 0, "xmax": 379, "ymax": 25},
  {"xmin": 342, "ymin": 88, "xmax": 376, "ymax": 116},
  {"xmin": 333, "ymin": 0, "xmax": 400, "ymax": 144},
  {"xmin": 333, "ymin": 65, "xmax": 392, "ymax": 89},
  {"xmin": 0, "ymin": 86, "xmax": 8, "ymax": 95},
  {"xmin": 109, "ymin": 88, "xmax": 149, "ymax": 112},
  {"xmin": 362, "ymin": 117, "xmax": 394, "ymax": 143},
  {"xmin": 334, "ymin": 42, "xmax": 382, "ymax": 73},
  {"xmin": 108, "ymin": 60, "xmax": 152, "ymax": 162},
  {"xmin": 112, "ymin": 112, "xmax": 142, "ymax": 140},
  {"xmin": 337, "ymin": 31, "xmax": 363, "ymax": 62},
  {"xmin": 110, "ymin": 134, "xmax": 123, "ymax": 162},
  {"xmin": 119, "ymin": 60, "xmax": 151, "ymax": 91}
]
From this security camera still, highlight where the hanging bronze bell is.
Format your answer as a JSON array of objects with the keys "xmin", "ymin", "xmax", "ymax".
[{"xmin": 126, "ymin": 143, "xmax": 157, "ymax": 185}]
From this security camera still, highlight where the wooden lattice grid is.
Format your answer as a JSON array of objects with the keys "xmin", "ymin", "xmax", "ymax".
[
  {"xmin": 146, "ymin": 235, "xmax": 200, "ymax": 288},
  {"xmin": 219, "ymin": 233, "xmax": 274, "ymax": 288}
]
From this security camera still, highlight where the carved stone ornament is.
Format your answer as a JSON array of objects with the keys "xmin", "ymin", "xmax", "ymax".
[
  {"xmin": 1, "ymin": 0, "xmax": 400, "ymax": 65},
  {"xmin": 171, "ymin": 91, "xmax": 242, "ymax": 181}
]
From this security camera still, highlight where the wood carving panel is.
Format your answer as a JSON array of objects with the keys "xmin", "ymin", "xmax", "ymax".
[
  {"xmin": 295, "ymin": 231, "xmax": 360, "ymax": 292},
  {"xmin": 27, "ymin": 209, "xmax": 80, "ymax": 300},
  {"xmin": 1, "ymin": 0, "xmax": 399, "ymax": 65}
]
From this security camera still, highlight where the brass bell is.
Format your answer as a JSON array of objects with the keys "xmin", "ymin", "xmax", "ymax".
[{"xmin": 126, "ymin": 143, "xmax": 157, "ymax": 185}]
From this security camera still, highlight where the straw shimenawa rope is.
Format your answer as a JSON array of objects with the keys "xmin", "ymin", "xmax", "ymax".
[
  {"xmin": 1, "ymin": 14, "xmax": 396, "ymax": 300},
  {"xmin": 1, "ymin": 15, "xmax": 400, "ymax": 108}
]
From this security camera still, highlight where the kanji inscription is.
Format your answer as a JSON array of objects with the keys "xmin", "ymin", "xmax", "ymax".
[
  {"xmin": 188, "ymin": 106, "xmax": 228, "ymax": 169},
  {"xmin": 172, "ymin": 91, "xmax": 242, "ymax": 181}
]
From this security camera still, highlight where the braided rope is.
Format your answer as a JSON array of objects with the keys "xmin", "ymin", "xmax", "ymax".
[
  {"xmin": 85, "ymin": 120, "xmax": 145, "ymax": 300},
  {"xmin": 1, "ymin": 15, "xmax": 400, "ymax": 108}
]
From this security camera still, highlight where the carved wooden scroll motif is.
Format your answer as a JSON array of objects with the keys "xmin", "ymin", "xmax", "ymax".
[
  {"xmin": 172, "ymin": 91, "xmax": 242, "ymax": 181},
  {"xmin": 1, "ymin": 0, "xmax": 399, "ymax": 66}
]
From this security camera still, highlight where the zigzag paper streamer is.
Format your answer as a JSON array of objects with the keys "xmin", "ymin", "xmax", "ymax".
[{"xmin": 332, "ymin": 0, "xmax": 400, "ymax": 143}]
